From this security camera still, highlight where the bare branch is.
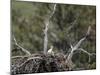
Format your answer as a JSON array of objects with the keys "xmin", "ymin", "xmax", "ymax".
[
  {"xmin": 86, "ymin": 26, "xmax": 91, "ymax": 37},
  {"xmin": 78, "ymin": 48, "xmax": 91, "ymax": 56},
  {"xmin": 73, "ymin": 37, "xmax": 86, "ymax": 50},
  {"xmin": 13, "ymin": 35, "xmax": 31, "ymax": 55},
  {"xmin": 71, "ymin": 26, "xmax": 91, "ymax": 51},
  {"xmin": 77, "ymin": 48, "xmax": 96, "ymax": 62},
  {"xmin": 11, "ymin": 55, "xmax": 29, "ymax": 59},
  {"xmin": 12, "ymin": 53, "xmax": 44, "ymax": 59},
  {"xmin": 43, "ymin": 4, "xmax": 57, "ymax": 54},
  {"xmin": 49, "ymin": 4, "xmax": 57, "ymax": 19},
  {"xmin": 65, "ymin": 26, "xmax": 92, "ymax": 69}
]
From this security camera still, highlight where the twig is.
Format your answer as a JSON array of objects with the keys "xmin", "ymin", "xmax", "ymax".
[{"xmin": 13, "ymin": 35, "xmax": 31, "ymax": 55}]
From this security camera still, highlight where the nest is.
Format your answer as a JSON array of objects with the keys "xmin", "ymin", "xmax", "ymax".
[{"xmin": 11, "ymin": 53, "xmax": 70, "ymax": 75}]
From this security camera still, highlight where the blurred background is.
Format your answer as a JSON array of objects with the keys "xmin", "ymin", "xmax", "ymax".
[{"xmin": 11, "ymin": 0, "xmax": 96, "ymax": 69}]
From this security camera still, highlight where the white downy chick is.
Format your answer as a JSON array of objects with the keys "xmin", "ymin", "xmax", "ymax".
[{"xmin": 47, "ymin": 46, "xmax": 54, "ymax": 56}]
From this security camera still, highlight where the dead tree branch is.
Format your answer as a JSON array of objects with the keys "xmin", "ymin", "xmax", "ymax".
[
  {"xmin": 65, "ymin": 26, "xmax": 95, "ymax": 69},
  {"xmin": 77, "ymin": 48, "xmax": 96, "ymax": 62},
  {"xmin": 11, "ymin": 56, "xmax": 27, "ymax": 59},
  {"xmin": 13, "ymin": 35, "xmax": 31, "ymax": 55},
  {"xmin": 43, "ymin": 4, "xmax": 57, "ymax": 54}
]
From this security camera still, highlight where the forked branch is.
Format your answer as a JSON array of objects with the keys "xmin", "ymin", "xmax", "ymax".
[{"xmin": 66, "ymin": 26, "xmax": 95, "ymax": 69}]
